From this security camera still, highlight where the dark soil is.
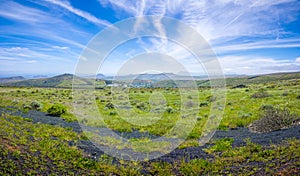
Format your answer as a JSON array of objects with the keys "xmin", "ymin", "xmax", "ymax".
[{"xmin": 1, "ymin": 107, "xmax": 300, "ymax": 163}]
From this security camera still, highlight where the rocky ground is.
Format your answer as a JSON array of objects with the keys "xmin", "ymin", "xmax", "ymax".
[{"xmin": 1, "ymin": 107, "xmax": 300, "ymax": 164}]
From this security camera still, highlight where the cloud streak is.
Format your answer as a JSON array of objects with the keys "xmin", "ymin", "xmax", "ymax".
[
  {"xmin": 214, "ymin": 38, "xmax": 300, "ymax": 53},
  {"xmin": 98, "ymin": 0, "xmax": 300, "ymax": 52},
  {"xmin": 0, "ymin": 0, "xmax": 299, "ymax": 75},
  {"xmin": 44, "ymin": 0, "xmax": 111, "ymax": 27},
  {"xmin": 219, "ymin": 55, "xmax": 300, "ymax": 75}
]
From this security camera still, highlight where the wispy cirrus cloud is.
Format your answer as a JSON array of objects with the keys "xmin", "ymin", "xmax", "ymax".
[
  {"xmin": 219, "ymin": 55, "xmax": 300, "ymax": 75},
  {"xmin": 99, "ymin": 0, "xmax": 300, "ymax": 60},
  {"xmin": 52, "ymin": 46, "xmax": 69, "ymax": 50},
  {"xmin": 0, "ymin": 1, "xmax": 90, "ymax": 49},
  {"xmin": 0, "ymin": 1, "xmax": 60, "ymax": 24},
  {"xmin": 44, "ymin": 0, "xmax": 111, "ymax": 27},
  {"xmin": 95, "ymin": 0, "xmax": 300, "ymax": 75},
  {"xmin": 0, "ymin": 46, "xmax": 73, "ymax": 62},
  {"xmin": 0, "ymin": 0, "xmax": 299, "ymax": 75},
  {"xmin": 215, "ymin": 38, "xmax": 300, "ymax": 53}
]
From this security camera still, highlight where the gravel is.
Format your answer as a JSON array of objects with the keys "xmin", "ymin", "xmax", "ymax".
[{"xmin": 1, "ymin": 107, "xmax": 300, "ymax": 163}]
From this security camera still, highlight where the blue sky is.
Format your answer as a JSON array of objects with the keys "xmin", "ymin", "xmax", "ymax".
[{"xmin": 0, "ymin": 0, "xmax": 300, "ymax": 76}]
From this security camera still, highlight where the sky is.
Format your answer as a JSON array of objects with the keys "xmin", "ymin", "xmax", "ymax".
[{"xmin": 0, "ymin": 0, "xmax": 300, "ymax": 77}]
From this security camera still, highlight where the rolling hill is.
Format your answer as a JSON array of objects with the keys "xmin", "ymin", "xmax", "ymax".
[
  {"xmin": 0, "ymin": 73, "xmax": 105, "ymax": 88},
  {"xmin": 196, "ymin": 71, "xmax": 300, "ymax": 87},
  {"xmin": 152, "ymin": 71, "xmax": 300, "ymax": 87},
  {"xmin": 1, "ymin": 71, "xmax": 300, "ymax": 88},
  {"xmin": 0, "ymin": 76, "xmax": 25, "ymax": 83}
]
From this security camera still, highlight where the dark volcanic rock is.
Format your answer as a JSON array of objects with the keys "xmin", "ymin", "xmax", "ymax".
[{"xmin": 1, "ymin": 107, "xmax": 300, "ymax": 163}]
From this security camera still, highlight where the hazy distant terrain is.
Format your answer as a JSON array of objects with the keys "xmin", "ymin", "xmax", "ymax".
[{"xmin": 1, "ymin": 71, "xmax": 300, "ymax": 88}]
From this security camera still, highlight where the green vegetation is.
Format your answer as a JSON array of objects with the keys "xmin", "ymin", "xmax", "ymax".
[
  {"xmin": 178, "ymin": 139, "xmax": 300, "ymax": 175},
  {"xmin": 249, "ymin": 106, "xmax": 299, "ymax": 133},
  {"xmin": 0, "ymin": 77, "xmax": 300, "ymax": 139},
  {"xmin": 0, "ymin": 72, "xmax": 300, "ymax": 174},
  {"xmin": 204, "ymin": 138, "xmax": 234, "ymax": 154},
  {"xmin": 0, "ymin": 74, "xmax": 105, "ymax": 88},
  {"xmin": 0, "ymin": 113, "xmax": 120, "ymax": 175},
  {"xmin": 47, "ymin": 103, "xmax": 67, "ymax": 117},
  {"xmin": 251, "ymin": 89, "xmax": 270, "ymax": 98},
  {"xmin": 0, "ymin": 113, "xmax": 299, "ymax": 175}
]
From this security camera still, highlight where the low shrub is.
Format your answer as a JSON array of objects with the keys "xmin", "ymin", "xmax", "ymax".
[
  {"xmin": 185, "ymin": 101, "xmax": 195, "ymax": 108},
  {"xmin": 136, "ymin": 102, "xmax": 146, "ymax": 110},
  {"xmin": 105, "ymin": 102, "xmax": 114, "ymax": 109},
  {"xmin": 207, "ymin": 96, "xmax": 216, "ymax": 102},
  {"xmin": 232, "ymin": 84, "xmax": 247, "ymax": 88},
  {"xmin": 199, "ymin": 102, "xmax": 209, "ymax": 107},
  {"xmin": 30, "ymin": 101, "xmax": 42, "ymax": 110},
  {"xmin": 109, "ymin": 111, "xmax": 117, "ymax": 116},
  {"xmin": 166, "ymin": 106, "xmax": 174, "ymax": 113},
  {"xmin": 47, "ymin": 104, "xmax": 67, "ymax": 117},
  {"xmin": 249, "ymin": 106, "xmax": 299, "ymax": 133},
  {"xmin": 204, "ymin": 138, "xmax": 234, "ymax": 154},
  {"xmin": 260, "ymin": 104, "xmax": 274, "ymax": 111},
  {"xmin": 23, "ymin": 104, "xmax": 32, "ymax": 110},
  {"xmin": 251, "ymin": 89, "xmax": 270, "ymax": 98}
]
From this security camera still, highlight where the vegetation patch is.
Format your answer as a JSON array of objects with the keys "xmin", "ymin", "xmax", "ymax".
[
  {"xmin": 249, "ymin": 106, "xmax": 300, "ymax": 133},
  {"xmin": 47, "ymin": 103, "xmax": 67, "ymax": 117},
  {"xmin": 251, "ymin": 89, "xmax": 270, "ymax": 98}
]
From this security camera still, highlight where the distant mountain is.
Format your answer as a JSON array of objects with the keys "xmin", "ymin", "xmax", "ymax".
[
  {"xmin": 95, "ymin": 73, "xmax": 106, "ymax": 79},
  {"xmin": 31, "ymin": 75, "xmax": 50, "ymax": 79},
  {"xmin": 0, "ymin": 73, "xmax": 105, "ymax": 88},
  {"xmin": 197, "ymin": 71, "xmax": 300, "ymax": 87},
  {"xmin": 113, "ymin": 73, "xmax": 207, "ymax": 81},
  {"xmin": 1, "ymin": 71, "xmax": 300, "ymax": 88},
  {"xmin": 83, "ymin": 73, "xmax": 107, "ymax": 79},
  {"xmin": 0, "ymin": 76, "xmax": 25, "ymax": 83}
]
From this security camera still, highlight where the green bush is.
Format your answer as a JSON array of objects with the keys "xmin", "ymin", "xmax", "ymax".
[
  {"xmin": 30, "ymin": 101, "xmax": 42, "ymax": 110},
  {"xmin": 251, "ymin": 89, "xmax": 270, "ymax": 98},
  {"xmin": 249, "ymin": 106, "xmax": 299, "ymax": 133},
  {"xmin": 47, "ymin": 104, "xmax": 67, "ymax": 117},
  {"xmin": 199, "ymin": 101, "xmax": 209, "ymax": 107},
  {"xmin": 260, "ymin": 104, "xmax": 274, "ymax": 111},
  {"xmin": 105, "ymin": 102, "xmax": 114, "ymax": 109},
  {"xmin": 136, "ymin": 102, "xmax": 146, "ymax": 110},
  {"xmin": 109, "ymin": 111, "xmax": 117, "ymax": 116},
  {"xmin": 207, "ymin": 96, "xmax": 216, "ymax": 102},
  {"xmin": 23, "ymin": 104, "xmax": 32, "ymax": 110},
  {"xmin": 166, "ymin": 106, "xmax": 174, "ymax": 113},
  {"xmin": 204, "ymin": 138, "xmax": 234, "ymax": 154}
]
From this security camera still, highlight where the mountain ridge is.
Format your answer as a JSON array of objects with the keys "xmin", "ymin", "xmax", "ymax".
[{"xmin": 0, "ymin": 71, "xmax": 299, "ymax": 88}]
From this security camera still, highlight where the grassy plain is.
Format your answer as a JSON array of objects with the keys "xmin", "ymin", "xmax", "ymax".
[{"xmin": 0, "ymin": 76, "xmax": 300, "ymax": 175}]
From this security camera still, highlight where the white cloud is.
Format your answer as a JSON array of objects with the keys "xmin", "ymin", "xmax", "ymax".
[
  {"xmin": 25, "ymin": 60, "xmax": 37, "ymax": 64},
  {"xmin": 44, "ymin": 0, "xmax": 111, "ymax": 27},
  {"xmin": 219, "ymin": 55, "xmax": 300, "ymax": 75},
  {"xmin": 0, "ymin": 1, "xmax": 89, "ymax": 50},
  {"xmin": 0, "ymin": 1, "xmax": 60, "ymax": 24},
  {"xmin": 52, "ymin": 46, "xmax": 69, "ymax": 50},
  {"xmin": 98, "ymin": 0, "xmax": 300, "ymax": 55},
  {"xmin": 98, "ymin": 0, "xmax": 138, "ymax": 16},
  {"xmin": 179, "ymin": 0, "xmax": 299, "ymax": 42},
  {"xmin": 214, "ymin": 38, "xmax": 300, "ymax": 53}
]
